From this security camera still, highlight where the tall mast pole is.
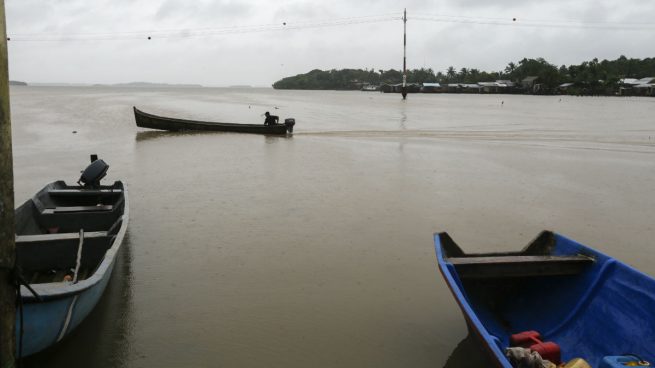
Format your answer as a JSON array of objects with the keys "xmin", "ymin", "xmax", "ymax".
[
  {"xmin": 401, "ymin": 8, "xmax": 407, "ymax": 100},
  {"xmin": 0, "ymin": 0, "xmax": 17, "ymax": 365}
]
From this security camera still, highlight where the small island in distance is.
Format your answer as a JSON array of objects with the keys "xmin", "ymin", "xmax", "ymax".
[
  {"xmin": 9, "ymin": 80, "xmax": 27, "ymax": 86},
  {"xmin": 272, "ymin": 56, "xmax": 655, "ymax": 96},
  {"xmin": 95, "ymin": 82, "xmax": 203, "ymax": 88}
]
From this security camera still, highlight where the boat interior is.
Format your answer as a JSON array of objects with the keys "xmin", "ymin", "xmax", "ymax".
[
  {"xmin": 439, "ymin": 231, "xmax": 655, "ymax": 367},
  {"xmin": 15, "ymin": 181, "xmax": 125, "ymax": 285}
]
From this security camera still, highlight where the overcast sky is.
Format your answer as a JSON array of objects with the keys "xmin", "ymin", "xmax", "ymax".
[{"xmin": 6, "ymin": 0, "xmax": 655, "ymax": 86}]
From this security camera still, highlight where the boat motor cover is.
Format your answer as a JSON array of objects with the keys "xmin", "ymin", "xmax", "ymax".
[
  {"xmin": 79, "ymin": 159, "xmax": 109, "ymax": 187},
  {"xmin": 284, "ymin": 118, "xmax": 295, "ymax": 133}
]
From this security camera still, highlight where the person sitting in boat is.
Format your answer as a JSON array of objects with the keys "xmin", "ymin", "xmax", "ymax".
[{"xmin": 264, "ymin": 111, "xmax": 279, "ymax": 126}]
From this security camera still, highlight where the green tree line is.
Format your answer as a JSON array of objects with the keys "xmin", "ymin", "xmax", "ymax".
[{"xmin": 272, "ymin": 56, "xmax": 655, "ymax": 92}]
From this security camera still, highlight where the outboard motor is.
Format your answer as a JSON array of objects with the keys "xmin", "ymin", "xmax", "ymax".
[
  {"xmin": 284, "ymin": 118, "xmax": 295, "ymax": 133},
  {"xmin": 78, "ymin": 154, "xmax": 109, "ymax": 188}
]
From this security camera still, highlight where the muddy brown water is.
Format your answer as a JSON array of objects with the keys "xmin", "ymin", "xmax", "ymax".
[{"xmin": 9, "ymin": 86, "xmax": 655, "ymax": 367}]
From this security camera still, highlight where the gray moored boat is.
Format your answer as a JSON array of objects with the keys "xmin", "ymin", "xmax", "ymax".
[{"xmin": 14, "ymin": 157, "xmax": 128, "ymax": 356}]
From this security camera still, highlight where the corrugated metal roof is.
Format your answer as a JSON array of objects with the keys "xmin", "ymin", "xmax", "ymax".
[
  {"xmin": 422, "ymin": 83, "xmax": 441, "ymax": 87},
  {"xmin": 620, "ymin": 78, "xmax": 640, "ymax": 84},
  {"xmin": 622, "ymin": 77, "xmax": 654, "ymax": 85}
]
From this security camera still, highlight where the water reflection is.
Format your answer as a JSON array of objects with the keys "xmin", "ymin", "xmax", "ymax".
[
  {"xmin": 136, "ymin": 130, "xmax": 293, "ymax": 143},
  {"xmin": 24, "ymin": 232, "xmax": 134, "ymax": 368},
  {"xmin": 264, "ymin": 134, "xmax": 293, "ymax": 144},
  {"xmin": 399, "ymin": 110, "xmax": 407, "ymax": 130},
  {"xmin": 135, "ymin": 130, "xmax": 218, "ymax": 142},
  {"xmin": 442, "ymin": 333, "xmax": 496, "ymax": 368}
]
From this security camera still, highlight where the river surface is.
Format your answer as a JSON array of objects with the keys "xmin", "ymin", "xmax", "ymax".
[{"xmin": 9, "ymin": 86, "xmax": 655, "ymax": 367}]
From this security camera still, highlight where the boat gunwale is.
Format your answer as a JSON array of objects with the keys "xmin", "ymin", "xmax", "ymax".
[{"xmin": 434, "ymin": 231, "xmax": 511, "ymax": 367}]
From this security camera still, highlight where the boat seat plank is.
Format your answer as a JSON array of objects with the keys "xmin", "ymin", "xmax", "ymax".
[
  {"xmin": 42, "ymin": 205, "xmax": 113, "ymax": 214},
  {"xmin": 16, "ymin": 231, "xmax": 108, "ymax": 243},
  {"xmin": 49, "ymin": 189, "xmax": 122, "ymax": 197},
  {"xmin": 449, "ymin": 255, "xmax": 594, "ymax": 278}
]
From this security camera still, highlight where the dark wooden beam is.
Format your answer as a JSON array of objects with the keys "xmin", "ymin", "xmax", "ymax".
[
  {"xmin": 48, "ymin": 189, "xmax": 122, "ymax": 197},
  {"xmin": 449, "ymin": 255, "xmax": 594, "ymax": 278},
  {"xmin": 42, "ymin": 205, "xmax": 114, "ymax": 214},
  {"xmin": 0, "ymin": 0, "xmax": 16, "ymax": 365}
]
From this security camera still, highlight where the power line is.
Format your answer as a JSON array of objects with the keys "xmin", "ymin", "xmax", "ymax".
[
  {"xmin": 413, "ymin": 12, "xmax": 655, "ymax": 26},
  {"xmin": 7, "ymin": 11, "xmax": 654, "ymax": 42},
  {"xmin": 412, "ymin": 13, "xmax": 655, "ymax": 31},
  {"xmin": 7, "ymin": 13, "xmax": 401, "ymax": 42}
]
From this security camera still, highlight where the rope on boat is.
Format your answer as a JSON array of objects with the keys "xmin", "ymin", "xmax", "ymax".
[{"xmin": 72, "ymin": 229, "xmax": 84, "ymax": 283}]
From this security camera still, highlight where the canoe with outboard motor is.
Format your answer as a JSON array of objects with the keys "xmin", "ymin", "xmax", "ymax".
[
  {"xmin": 133, "ymin": 106, "xmax": 295, "ymax": 134},
  {"xmin": 434, "ymin": 231, "xmax": 655, "ymax": 367},
  {"xmin": 14, "ymin": 156, "xmax": 129, "ymax": 357}
]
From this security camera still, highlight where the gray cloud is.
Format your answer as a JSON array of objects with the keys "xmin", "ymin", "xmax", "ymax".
[
  {"xmin": 5, "ymin": 0, "xmax": 655, "ymax": 86},
  {"xmin": 155, "ymin": 0, "xmax": 252, "ymax": 22}
]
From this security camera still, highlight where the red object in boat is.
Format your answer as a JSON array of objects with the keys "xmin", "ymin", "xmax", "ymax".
[
  {"xmin": 510, "ymin": 331, "xmax": 561, "ymax": 365},
  {"xmin": 530, "ymin": 342, "xmax": 561, "ymax": 365},
  {"xmin": 510, "ymin": 330, "xmax": 542, "ymax": 347}
]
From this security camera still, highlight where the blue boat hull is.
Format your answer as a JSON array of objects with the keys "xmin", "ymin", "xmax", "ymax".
[
  {"xmin": 17, "ymin": 256, "xmax": 115, "ymax": 356},
  {"xmin": 435, "ymin": 231, "xmax": 655, "ymax": 367}
]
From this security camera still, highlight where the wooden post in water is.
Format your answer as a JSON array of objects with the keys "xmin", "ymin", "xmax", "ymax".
[
  {"xmin": 0, "ymin": 0, "xmax": 16, "ymax": 366},
  {"xmin": 401, "ymin": 8, "xmax": 408, "ymax": 100}
]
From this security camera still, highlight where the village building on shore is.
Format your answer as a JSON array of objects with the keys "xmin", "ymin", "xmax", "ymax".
[{"xmin": 374, "ymin": 76, "xmax": 654, "ymax": 96}]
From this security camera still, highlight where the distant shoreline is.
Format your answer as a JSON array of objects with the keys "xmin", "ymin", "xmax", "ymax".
[
  {"xmin": 26, "ymin": 82, "xmax": 204, "ymax": 88},
  {"xmin": 12, "ymin": 82, "xmax": 269, "ymax": 88}
]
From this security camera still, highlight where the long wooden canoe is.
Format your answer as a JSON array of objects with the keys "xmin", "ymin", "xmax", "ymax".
[
  {"xmin": 133, "ymin": 106, "xmax": 294, "ymax": 135},
  {"xmin": 434, "ymin": 231, "xmax": 655, "ymax": 367},
  {"xmin": 15, "ymin": 179, "xmax": 128, "ymax": 357}
]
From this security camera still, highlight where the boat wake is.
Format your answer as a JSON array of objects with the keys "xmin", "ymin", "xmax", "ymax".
[{"xmin": 297, "ymin": 129, "xmax": 655, "ymax": 154}]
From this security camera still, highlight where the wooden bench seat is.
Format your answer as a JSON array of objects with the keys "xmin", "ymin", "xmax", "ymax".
[
  {"xmin": 448, "ymin": 254, "xmax": 594, "ymax": 278},
  {"xmin": 42, "ymin": 205, "xmax": 113, "ymax": 214},
  {"xmin": 16, "ymin": 231, "xmax": 108, "ymax": 243},
  {"xmin": 49, "ymin": 189, "xmax": 122, "ymax": 197}
]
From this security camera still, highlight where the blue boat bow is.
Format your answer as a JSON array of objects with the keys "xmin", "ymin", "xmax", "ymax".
[{"xmin": 434, "ymin": 231, "xmax": 655, "ymax": 367}]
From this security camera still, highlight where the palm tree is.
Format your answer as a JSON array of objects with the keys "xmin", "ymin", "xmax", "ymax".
[
  {"xmin": 446, "ymin": 66, "xmax": 456, "ymax": 82},
  {"xmin": 504, "ymin": 62, "xmax": 517, "ymax": 79}
]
